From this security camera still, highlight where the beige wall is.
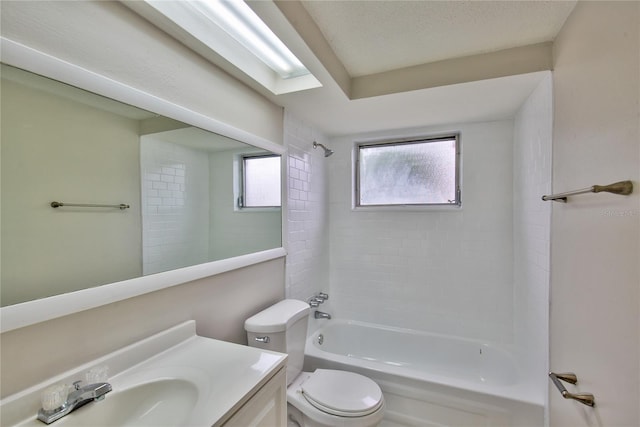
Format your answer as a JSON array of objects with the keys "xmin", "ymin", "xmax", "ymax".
[
  {"xmin": 550, "ymin": 1, "xmax": 639, "ymax": 425},
  {"xmin": 0, "ymin": 0, "xmax": 286, "ymax": 401},
  {"xmin": 0, "ymin": 258, "xmax": 285, "ymax": 399}
]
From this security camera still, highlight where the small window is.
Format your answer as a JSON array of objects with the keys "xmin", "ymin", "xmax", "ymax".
[
  {"xmin": 356, "ymin": 135, "xmax": 460, "ymax": 207},
  {"xmin": 240, "ymin": 154, "xmax": 281, "ymax": 208}
]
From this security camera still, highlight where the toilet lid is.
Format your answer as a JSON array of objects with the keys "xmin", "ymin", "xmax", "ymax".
[{"xmin": 301, "ymin": 370, "xmax": 383, "ymax": 417}]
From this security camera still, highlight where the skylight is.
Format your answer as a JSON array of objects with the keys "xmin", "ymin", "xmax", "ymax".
[
  {"xmin": 190, "ymin": 0, "xmax": 308, "ymax": 79},
  {"xmin": 142, "ymin": 0, "xmax": 320, "ymax": 94}
]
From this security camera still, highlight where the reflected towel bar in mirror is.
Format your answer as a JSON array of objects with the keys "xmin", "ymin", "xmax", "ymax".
[
  {"xmin": 51, "ymin": 201, "xmax": 130, "ymax": 210},
  {"xmin": 542, "ymin": 180, "xmax": 633, "ymax": 202}
]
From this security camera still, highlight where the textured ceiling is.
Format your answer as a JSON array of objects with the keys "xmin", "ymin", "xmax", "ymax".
[
  {"xmin": 242, "ymin": 0, "xmax": 578, "ymax": 135},
  {"xmin": 300, "ymin": 0, "xmax": 577, "ymax": 77}
]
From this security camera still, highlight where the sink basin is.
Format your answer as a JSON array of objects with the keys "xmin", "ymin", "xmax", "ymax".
[
  {"xmin": 1, "ymin": 321, "xmax": 287, "ymax": 427},
  {"xmin": 54, "ymin": 379, "xmax": 198, "ymax": 427}
]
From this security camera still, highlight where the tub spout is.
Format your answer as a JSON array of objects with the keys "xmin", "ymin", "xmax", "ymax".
[{"xmin": 314, "ymin": 310, "xmax": 331, "ymax": 320}]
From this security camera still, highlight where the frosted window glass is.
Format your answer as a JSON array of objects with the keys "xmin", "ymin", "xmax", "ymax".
[
  {"xmin": 358, "ymin": 137, "xmax": 458, "ymax": 206},
  {"xmin": 243, "ymin": 155, "xmax": 281, "ymax": 207}
]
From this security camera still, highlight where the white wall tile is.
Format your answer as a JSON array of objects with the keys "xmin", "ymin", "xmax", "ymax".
[
  {"xmin": 513, "ymin": 73, "xmax": 552, "ymax": 403},
  {"xmin": 327, "ymin": 121, "xmax": 515, "ymax": 343},
  {"xmin": 140, "ymin": 137, "xmax": 209, "ymax": 275},
  {"xmin": 284, "ymin": 111, "xmax": 330, "ymax": 302}
]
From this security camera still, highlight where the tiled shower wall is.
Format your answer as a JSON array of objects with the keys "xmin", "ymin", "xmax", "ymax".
[
  {"xmin": 285, "ymin": 94, "xmax": 550, "ymax": 356},
  {"xmin": 284, "ymin": 111, "xmax": 330, "ymax": 302},
  {"xmin": 513, "ymin": 73, "xmax": 552, "ymax": 403},
  {"xmin": 141, "ymin": 136, "xmax": 210, "ymax": 274},
  {"xmin": 327, "ymin": 121, "xmax": 515, "ymax": 344}
]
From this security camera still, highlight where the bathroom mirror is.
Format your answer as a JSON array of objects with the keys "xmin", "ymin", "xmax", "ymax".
[{"xmin": 1, "ymin": 64, "xmax": 283, "ymax": 307}]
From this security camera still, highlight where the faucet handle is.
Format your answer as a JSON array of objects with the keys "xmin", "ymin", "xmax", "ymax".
[
  {"xmin": 41, "ymin": 384, "xmax": 69, "ymax": 411},
  {"xmin": 318, "ymin": 292, "xmax": 329, "ymax": 300},
  {"xmin": 85, "ymin": 365, "xmax": 109, "ymax": 384},
  {"xmin": 309, "ymin": 300, "xmax": 320, "ymax": 307}
]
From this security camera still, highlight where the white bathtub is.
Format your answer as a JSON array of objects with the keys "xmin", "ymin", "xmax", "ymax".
[{"xmin": 304, "ymin": 320, "xmax": 544, "ymax": 427}]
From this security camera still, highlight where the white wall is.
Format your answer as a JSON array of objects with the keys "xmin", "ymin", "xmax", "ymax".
[
  {"xmin": 284, "ymin": 111, "xmax": 330, "ymax": 303},
  {"xmin": 550, "ymin": 1, "xmax": 639, "ymax": 424},
  {"xmin": 328, "ymin": 120, "xmax": 515, "ymax": 344},
  {"xmin": 513, "ymin": 73, "xmax": 553, "ymax": 404}
]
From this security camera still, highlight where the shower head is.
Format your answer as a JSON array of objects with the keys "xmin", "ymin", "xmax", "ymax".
[{"xmin": 313, "ymin": 141, "xmax": 334, "ymax": 157}]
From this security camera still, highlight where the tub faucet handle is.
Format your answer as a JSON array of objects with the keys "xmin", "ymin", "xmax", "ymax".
[
  {"xmin": 318, "ymin": 292, "xmax": 329, "ymax": 300},
  {"xmin": 309, "ymin": 300, "xmax": 320, "ymax": 307}
]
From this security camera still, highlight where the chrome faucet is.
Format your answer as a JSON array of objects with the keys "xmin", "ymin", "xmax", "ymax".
[
  {"xmin": 314, "ymin": 310, "xmax": 332, "ymax": 320},
  {"xmin": 37, "ymin": 381, "xmax": 112, "ymax": 424}
]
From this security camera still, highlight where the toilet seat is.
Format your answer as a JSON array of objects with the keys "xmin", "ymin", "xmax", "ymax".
[{"xmin": 301, "ymin": 370, "xmax": 384, "ymax": 417}]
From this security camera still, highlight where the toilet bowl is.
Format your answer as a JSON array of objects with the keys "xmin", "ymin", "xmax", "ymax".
[
  {"xmin": 287, "ymin": 370, "xmax": 384, "ymax": 427},
  {"xmin": 245, "ymin": 299, "xmax": 384, "ymax": 427}
]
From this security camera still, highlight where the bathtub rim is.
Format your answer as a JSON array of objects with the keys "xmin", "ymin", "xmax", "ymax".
[{"xmin": 305, "ymin": 318, "xmax": 544, "ymax": 407}]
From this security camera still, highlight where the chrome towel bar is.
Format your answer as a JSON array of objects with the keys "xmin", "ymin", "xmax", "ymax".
[
  {"xmin": 549, "ymin": 372, "xmax": 595, "ymax": 407},
  {"xmin": 50, "ymin": 201, "xmax": 130, "ymax": 210},
  {"xmin": 542, "ymin": 180, "xmax": 633, "ymax": 202}
]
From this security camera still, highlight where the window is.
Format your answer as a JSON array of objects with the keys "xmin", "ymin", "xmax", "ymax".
[
  {"xmin": 240, "ymin": 154, "xmax": 281, "ymax": 208},
  {"xmin": 355, "ymin": 135, "xmax": 460, "ymax": 207}
]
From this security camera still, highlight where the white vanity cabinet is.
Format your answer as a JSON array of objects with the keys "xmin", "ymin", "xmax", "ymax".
[{"xmin": 219, "ymin": 367, "xmax": 287, "ymax": 426}]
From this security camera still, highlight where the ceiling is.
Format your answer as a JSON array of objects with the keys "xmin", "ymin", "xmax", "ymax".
[
  {"xmin": 247, "ymin": 0, "xmax": 578, "ymax": 137},
  {"xmin": 300, "ymin": 0, "xmax": 577, "ymax": 77}
]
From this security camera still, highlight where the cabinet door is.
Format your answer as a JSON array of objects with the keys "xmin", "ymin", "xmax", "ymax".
[{"xmin": 223, "ymin": 368, "xmax": 287, "ymax": 427}]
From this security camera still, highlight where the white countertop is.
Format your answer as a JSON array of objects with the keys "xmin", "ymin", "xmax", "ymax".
[{"xmin": 1, "ymin": 321, "xmax": 287, "ymax": 426}]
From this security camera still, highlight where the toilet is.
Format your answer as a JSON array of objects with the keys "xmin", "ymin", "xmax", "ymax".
[{"xmin": 245, "ymin": 299, "xmax": 385, "ymax": 427}]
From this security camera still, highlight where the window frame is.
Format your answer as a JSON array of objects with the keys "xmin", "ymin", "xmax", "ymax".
[
  {"xmin": 354, "ymin": 134, "xmax": 461, "ymax": 209},
  {"xmin": 238, "ymin": 153, "xmax": 282, "ymax": 209}
]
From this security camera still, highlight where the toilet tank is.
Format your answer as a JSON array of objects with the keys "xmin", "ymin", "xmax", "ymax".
[{"xmin": 245, "ymin": 299, "xmax": 310, "ymax": 385}]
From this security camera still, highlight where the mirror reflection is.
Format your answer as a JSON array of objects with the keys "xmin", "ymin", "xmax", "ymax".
[{"xmin": 1, "ymin": 64, "xmax": 282, "ymax": 307}]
